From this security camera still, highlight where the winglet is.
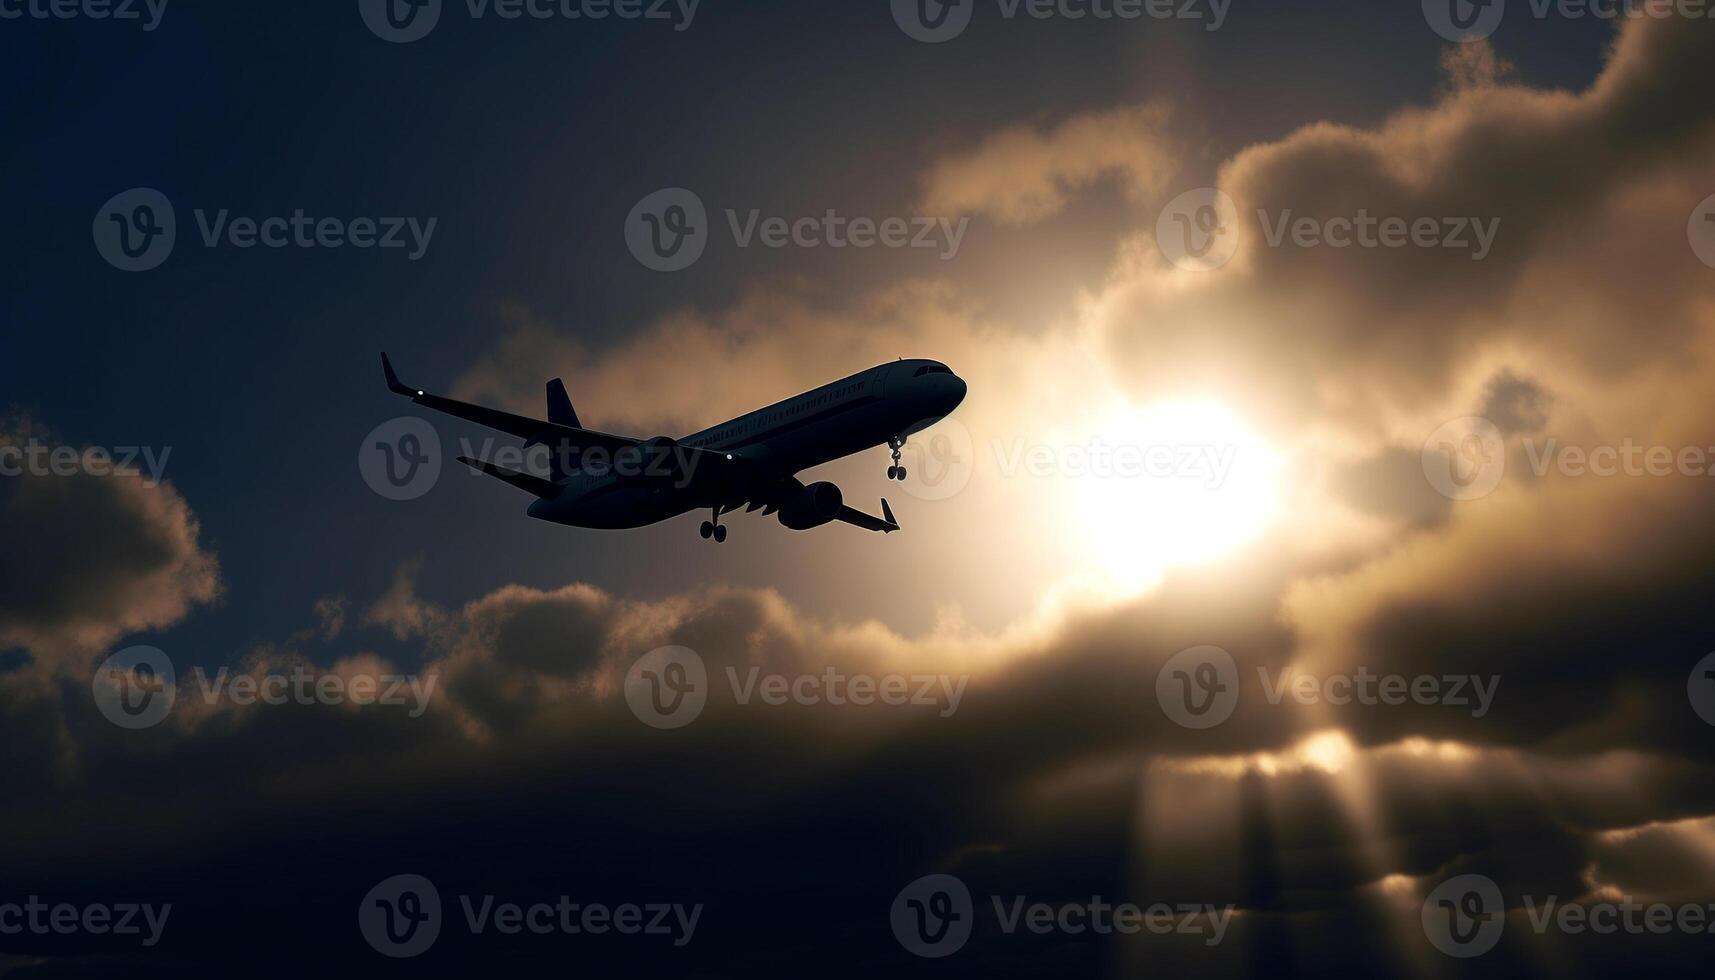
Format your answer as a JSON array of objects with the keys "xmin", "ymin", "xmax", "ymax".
[
  {"xmin": 381, "ymin": 352, "xmax": 419, "ymax": 397},
  {"xmin": 881, "ymin": 498, "xmax": 897, "ymax": 529}
]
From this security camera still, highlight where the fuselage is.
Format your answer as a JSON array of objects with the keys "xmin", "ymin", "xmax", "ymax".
[{"xmin": 526, "ymin": 359, "xmax": 966, "ymax": 529}]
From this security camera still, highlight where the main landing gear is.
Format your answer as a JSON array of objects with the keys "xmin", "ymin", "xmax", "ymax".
[
  {"xmin": 699, "ymin": 506, "xmax": 728, "ymax": 543},
  {"xmin": 886, "ymin": 436, "xmax": 908, "ymax": 481}
]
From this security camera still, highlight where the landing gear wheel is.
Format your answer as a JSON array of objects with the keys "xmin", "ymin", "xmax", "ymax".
[
  {"xmin": 713, "ymin": 525, "xmax": 728, "ymax": 543},
  {"xmin": 895, "ymin": 466, "xmax": 907, "ymax": 480},
  {"xmin": 887, "ymin": 436, "xmax": 906, "ymax": 481},
  {"xmin": 887, "ymin": 465, "xmax": 899, "ymax": 480},
  {"xmin": 699, "ymin": 521, "xmax": 713, "ymax": 539}
]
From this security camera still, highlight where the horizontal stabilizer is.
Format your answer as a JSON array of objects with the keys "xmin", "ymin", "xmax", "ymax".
[{"xmin": 457, "ymin": 456, "xmax": 563, "ymax": 500}]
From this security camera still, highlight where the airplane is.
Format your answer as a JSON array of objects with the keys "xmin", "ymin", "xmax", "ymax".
[{"xmin": 379, "ymin": 353, "xmax": 967, "ymax": 542}]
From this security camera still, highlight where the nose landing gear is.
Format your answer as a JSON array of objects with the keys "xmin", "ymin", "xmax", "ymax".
[
  {"xmin": 886, "ymin": 436, "xmax": 907, "ymax": 481},
  {"xmin": 699, "ymin": 505, "xmax": 728, "ymax": 543}
]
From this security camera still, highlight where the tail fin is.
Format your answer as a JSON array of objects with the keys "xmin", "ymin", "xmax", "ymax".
[{"xmin": 546, "ymin": 379, "xmax": 581, "ymax": 428}]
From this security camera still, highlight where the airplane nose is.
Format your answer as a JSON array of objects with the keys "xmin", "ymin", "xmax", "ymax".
[{"xmin": 944, "ymin": 374, "xmax": 967, "ymax": 412}]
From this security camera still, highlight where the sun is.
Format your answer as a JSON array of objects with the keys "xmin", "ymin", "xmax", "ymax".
[{"xmin": 1068, "ymin": 399, "xmax": 1282, "ymax": 593}]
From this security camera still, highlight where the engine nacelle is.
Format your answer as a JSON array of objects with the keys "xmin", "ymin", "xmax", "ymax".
[{"xmin": 776, "ymin": 481, "xmax": 843, "ymax": 530}]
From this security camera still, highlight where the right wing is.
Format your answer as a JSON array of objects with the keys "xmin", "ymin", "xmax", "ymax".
[{"xmin": 835, "ymin": 498, "xmax": 899, "ymax": 533}]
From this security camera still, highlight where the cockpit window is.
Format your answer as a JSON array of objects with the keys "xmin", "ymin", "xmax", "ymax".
[{"xmin": 912, "ymin": 364, "xmax": 952, "ymax": 377}]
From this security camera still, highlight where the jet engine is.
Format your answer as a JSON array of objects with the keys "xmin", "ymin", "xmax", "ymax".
[{"xmin": 776, "ymin": 481, "xmax": 843, "ymax": 530}]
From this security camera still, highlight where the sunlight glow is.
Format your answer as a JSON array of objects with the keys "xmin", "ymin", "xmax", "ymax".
[
  {"xmin": 1069, "ymin": 399, "xmax": 1282, "ymax": 592},
  {"xmin": 1157, "ymin": 728, "xmax": 1358, "ymax": 778}
]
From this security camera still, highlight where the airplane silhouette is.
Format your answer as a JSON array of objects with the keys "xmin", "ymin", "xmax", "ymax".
[{"xmin": 380, "ymin": 353, "xmax": 967, "ymax": 541}]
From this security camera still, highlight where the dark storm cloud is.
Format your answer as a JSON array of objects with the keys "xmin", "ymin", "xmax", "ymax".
[
  {"xmin": 5, "ymin": 560, "xmax": 1714, "ymax": 975},
  {"xmin": 0, "ymin": 425, "xmax": 219, "ymax": 667},
  {"xmin": 1090, "ymin": 17, "xmax": 1715, "ymax": 433}
]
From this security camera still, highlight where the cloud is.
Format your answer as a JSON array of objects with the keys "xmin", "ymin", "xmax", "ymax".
[
  {"xmin": 0, "ymin": 424, "xmax": 220, "ymax": 669},
  {"xmin": 916, "ymin": 103, "xmax": 1178, "ymax": 225},
  {"xmin": 9, "ymin": 16, "xmax": 1715, "ymax": 976}
]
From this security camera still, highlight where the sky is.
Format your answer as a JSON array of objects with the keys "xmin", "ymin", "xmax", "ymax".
[{"xmin": 4, "ymin": 1, "xmax": 1715, "ymax": 976}]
